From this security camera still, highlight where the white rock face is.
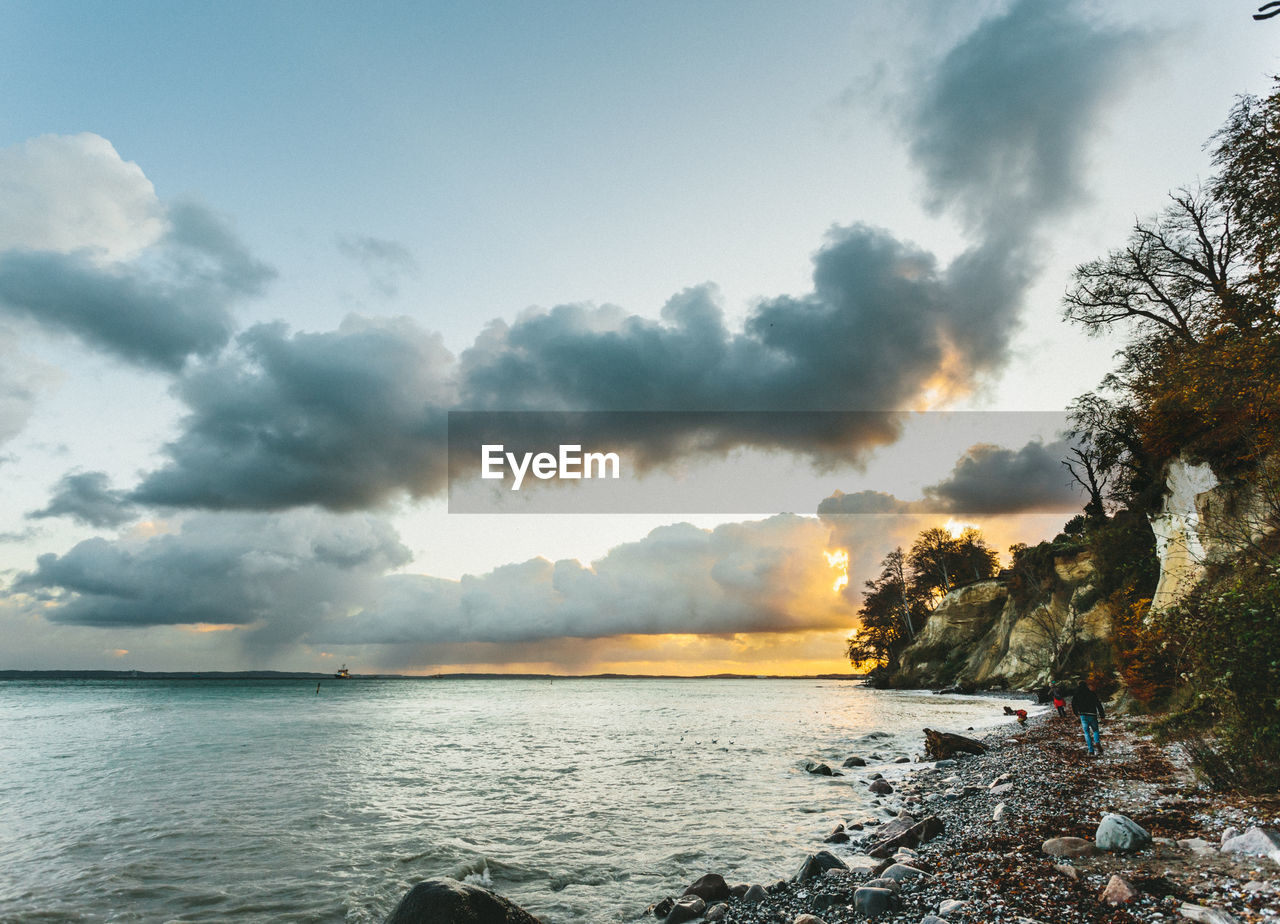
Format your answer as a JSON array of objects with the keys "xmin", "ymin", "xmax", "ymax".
[{"xmin": 1149, "ymin": 457, "xmax": 1219, "ymax": 610}]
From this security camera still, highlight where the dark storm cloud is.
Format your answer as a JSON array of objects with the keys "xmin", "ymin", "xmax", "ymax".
[
  {"xmin": 336, "ymin": 234, "xmax": 417, "ymax": 297},
  {"xmin": 816, "ymin": 490, "xmax": 919, "ymax": 516},
  {"xmin": 816, "ymin": 439, "xmax": 1085, "ymax": 517},
  {"xmin": 907, "ymin": 0, "xmax": 1149, "ymax": 234},
  {"xmin": 28, "ymin": 472, "xmax": 139, "ymax": 528},
  {"xmin": 107, "ymin": 0, "xmax": 1145, "ymax": 513},
  {"xmin": 0, "ymin": 202, "xmax": 273, "ymax": 371},
  {"xmin": 923, "ymin": 438, "xmax": 1084, "ymax": 514},
  {"xmin": 131, "ymin": 316, "xmax": 456, "ymax": 510},
  {"xmin": 13, "ymin": 511, "xmax": 410, "ymax": 630}
]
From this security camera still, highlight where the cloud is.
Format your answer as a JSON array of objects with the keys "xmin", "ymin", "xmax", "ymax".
[
  {"xmin": 0, "ymin": 134, "xmax": 274, "ymax": 371},
  {"xmin": 0, "ymin": 330, "xmax": 54, "ymax": 447},
  {"xmin": 11, "ymin": 510, "xmax": 850, "ymax": 654},
  {"xmin": 0, "ymin": 133, "xmax": 166, "ymax": 261},
  {"xmin": 322, "ymin": 515, "xmax": 850, "ymax": 647},
  {"xmin": 816, "ymin": 439, "xmax": 1085, "ymax": 517},
  {"xmin": 337, "ymin": 234, "xmax": 418, "ymax": 297},
  {"xmin": 12, "ymin": 511, "xmax": 411, "ymax": 641},
  {"xmin": 131, "ymin": 315, "xmax": 456, "ymax": 510},
  {"xmin": 28, "ymin": 472, "xmax": 140, "ymax": 528},
  {"xmin": 923, "ymin": 438, "xmax": 1084, "ymax": 514},
  {"xmin": 0, "ymin": 201, "xmax": 274, "ymax": 371},
  {"xmin": 906, "ymin": 0, "xmax": 1149, "ymax": 235},
  {"xmin": 11, "ymin": 1, "xmax": 1147, "ymax": 519}
]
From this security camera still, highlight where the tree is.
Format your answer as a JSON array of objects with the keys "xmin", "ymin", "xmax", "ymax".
[
  {"xmin": 1064, "ymin": 188, "xmax": 1239, "ymax": 344},
  {"xmin": 1063, "ymin": 81, "xmax": 1280, "ymax": 477},
  {"xmin": 1062, "ymin": 444, "xmax": 1109, "ymax": 521},
  {"xmin": 846, "ymin": 547, "xmax": 927, "ymax": 671},
  {"xmin": 907, "ymin": 526, "xmax": 999, "ymax": 602},
  {"xmin": 848, "ymin": 526, "xmax": 999, "ymax": 674}
]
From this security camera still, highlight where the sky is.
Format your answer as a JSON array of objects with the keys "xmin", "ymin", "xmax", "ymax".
[{"xmin": 0, "ymin": 0, "xmax": 1276, "ymax": 675}]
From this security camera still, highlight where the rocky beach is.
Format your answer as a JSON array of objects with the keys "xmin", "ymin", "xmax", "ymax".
[
  {"xmin": 391, "ymin": 710, "xmax": 1279, "ymax": 923},
  {"xmin": 637, "ymin": 712, "xmax": 1280, "ymax": 924}
]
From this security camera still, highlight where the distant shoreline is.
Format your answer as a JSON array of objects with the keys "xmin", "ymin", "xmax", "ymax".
[{"xmin": 0, "ymin": 669, "xmax": 867, "ymax": 681}]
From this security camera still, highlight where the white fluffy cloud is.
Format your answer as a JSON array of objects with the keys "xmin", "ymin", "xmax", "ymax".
[{"xmin": 0, "ymin": 133, "xmax": 166, "ymax": 262}]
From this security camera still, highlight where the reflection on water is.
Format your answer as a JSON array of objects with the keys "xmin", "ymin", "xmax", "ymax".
[{"xmin": 0, "ymin": 679, "xmax": 1026, "ymax": 922}]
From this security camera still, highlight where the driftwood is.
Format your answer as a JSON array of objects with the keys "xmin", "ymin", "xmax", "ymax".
[{"xmin": 923, "ymin": 728, "xmax": 987, "ymax": 760}]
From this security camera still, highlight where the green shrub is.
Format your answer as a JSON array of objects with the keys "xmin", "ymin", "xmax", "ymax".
[{"xmin": 1152, "ymin": 560, "xmax": 1280, "ymax": 790}]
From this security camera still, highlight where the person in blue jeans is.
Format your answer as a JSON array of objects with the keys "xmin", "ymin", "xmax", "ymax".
[{"xmin": 1071, "ymin": 680, "xmax": 1105, "ymax": 755}]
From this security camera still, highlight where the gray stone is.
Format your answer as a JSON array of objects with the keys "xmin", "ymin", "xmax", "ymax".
[
  {"xmin": 880, "ymin": 863, "xmax": 929, "ymax": 882},
  {"xmin": 1220, "ymin": 826, "xmax": 1240, "ymax": 846},
  {"xmin": 921, "ymin": 918, "xmax": 947, "ymax": 924},
  {"xmin": 665, "ymin": 896, "xmax": 705, "ymax": 924},
  {"xmin": 384, "ymin": 879, "xmax": 542, "ymax": 924},
  {"xmin": 993, "ymin": 802, "xmax": 1009, "ymax": 822},
  {"xmin": 853, "ymin": 887, "xmax": 896, "ymax": 918},
  {"xmin": 843, "ymin": 755, "xmax": 867, "ymax": 767},
  {"xmin": 705, "ymin": 904, "xmax": 727, "ymax": 922},
  {"xmin": 1179, "ymin": 903, "xmax": 1241, "ymax": 924},
  {"xmin": 988, "ymin": 783, "xmax": 1013, "ymax": 796},
  {"xmin": 862, "ymin": 877, "xmax": 900, "ymax": 893},
  {"xmin": 806, "ymin": 762, "xmax": 834, "ymax": 776},
  {"xmin": 683, "ymin": 873, "xmax": 730, "ymax": 902},
  {"xmin": 1220, "ymin": 826, "xmax": 1280, "ymax": 857},
  {"xmin": 794, "ymin": 851, "xmax": 846, "ymax": 882},
  {"xmin": 934, "ymin": 759, "xmax": 957, "ymax": 768},
  {"xmin": 1053, "ymin": 864, "xmax": 1080, "ymax": 880},
  {"xmin": 646, "ymin": 897, "xmax": 675, "ymax": 918},
  {"xmin": 742, "ymin": 884, "xmax": 768, "ymax": 904},
  {"xmin": 1095, "ymin": 813, "xmax": 1152, "ymax": 852},
  {"xmin": 938, "ymin": 899, "xmax": 967, "ymax": 915},
  {"xmin": 793, "ymin": 916, "xmax": 827, "ymax": 924},
  {"xmin": 1042, "ymin": 836, "xmax": 1099, "ymax": 858}
]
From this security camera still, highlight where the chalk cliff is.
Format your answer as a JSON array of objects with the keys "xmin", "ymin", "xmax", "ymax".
[{"xmin": 894, "ymin": 549, "xmax": 1113, "ymax": 690}]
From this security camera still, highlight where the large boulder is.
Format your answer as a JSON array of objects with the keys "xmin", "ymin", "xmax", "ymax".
[
  {"xmin": 682, "ymin": 874, "xmax": 731, "ymax": 902},
  {"xmin": 1220, "ymin": 826, "xmax": 1280, "ymax": 858},
  {"xmin": 878, "ymin": 863, "xmax": 929, "ymax": 883},
  {"xmin": 665, "ymin": 896, "xmax": 705, "ymax": 924},
  {"xmin": 1095, "ymin": 813, "xmax": 1152, "ymax": 852},
  {"xmin": 794, "ymin": 851, "xmax": 846, "ymax": 882},
  {"xmin": 1179, "ymin": 904, "xmax": 1242, "ymax": 924},
  {"xmin": 1042, "ymin": 837, "xmax": 1099, "ymax": 858},
  {"xmin": 852, "ymin": 887, "xmax": 896, "ymax": 918},
  {"xmin": 384, "ymin": 880, "xmax": 542, "ymax": 924}
]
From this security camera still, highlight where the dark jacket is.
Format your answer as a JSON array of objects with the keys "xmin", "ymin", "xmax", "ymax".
[{"xmin": 1071, "ymin": 684, "xmax": 1104, "ymax": 718}]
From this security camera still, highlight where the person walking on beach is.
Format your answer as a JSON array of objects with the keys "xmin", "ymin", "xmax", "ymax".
[
  {"xmin": 1052, "ymin": 688, "xmax": 1067, "ymax": 717},
  {"xmin": 1071, "ymin": 679, "xmax": 1105, "ymax": 755}
]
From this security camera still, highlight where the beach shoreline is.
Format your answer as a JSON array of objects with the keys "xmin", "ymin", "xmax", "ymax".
[{"xmin": 627, "ymin": 710, "xmax": 1280, "ymax": 924}]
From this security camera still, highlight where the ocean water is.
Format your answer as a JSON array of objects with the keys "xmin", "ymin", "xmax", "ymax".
[{"xmin": 0, "ymin": 678, "xmax": 1029, "ymax": 922}]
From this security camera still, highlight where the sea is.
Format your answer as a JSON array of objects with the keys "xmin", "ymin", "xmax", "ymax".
[{"xmin": 0, "ymin": 678, "xmax": 1030, "ymax": 922}]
